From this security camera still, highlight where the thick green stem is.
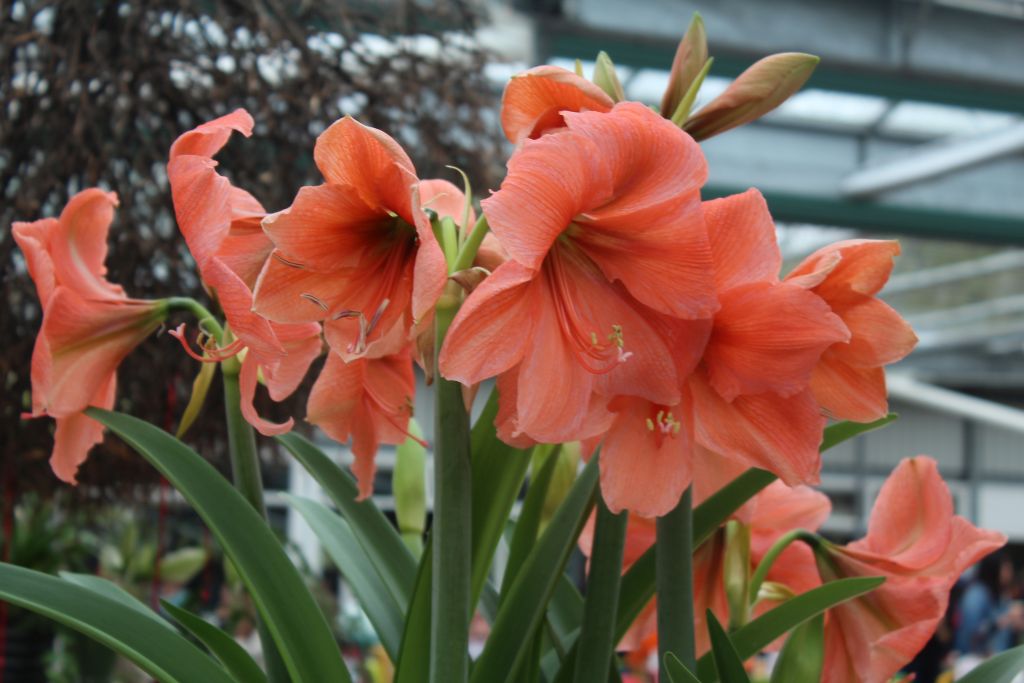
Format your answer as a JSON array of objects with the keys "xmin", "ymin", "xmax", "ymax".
[
  {"xmin": 222, "ymin": 362, "xmax": 287, "ymax": 682},
  {"xmin": 430, "ymin": 299, "xmax": 472, "ymax": 683},
  {"xmin": 452, "ymin": 215, "xmax": 489, "ymax": 272},
  {"xmin": 165, "ymin": 297, "xmax": 224, "ymax": 341},
  {"xmin": 749, "ymin": 529, "xmax": 819, "ymax": 605},
  {"xmin": 572, "ymin": 496, "xmax": 628, "ymax": 683},
  {"xmin": 657, "ymin": 486, "xmax": 695, "ymax": 676}
]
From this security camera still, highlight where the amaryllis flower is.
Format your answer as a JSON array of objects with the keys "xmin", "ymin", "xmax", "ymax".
[
  {"xmin": 786, "ymin": 240, "xmax": 918, "ymax": 422},
  {"xmin": 13, "ymin": 189, "xmax": 168, "ymax": 482},
  {"xmin": 817, "ymin": 456, "xmax": 1005, "ymax": 683},
  {"xmin": 168, "ymin": 109, "xmax": 322, "ymax": 436},
  {"xmin": 501, "ymin": 65, "xmax": 613, "ymax": 144},
  {"xmin": 592, "ymin": 189, "xmax": 848, "ymax": 515},
  {"xmin": 306, "ymin": 346, "xmax": 418, "ymax": 499},
  {"xmin": 252, "ymin": 116, "xmax": 447, "ymax": 361},
  {"xmin": 440, "ymin": 102, "xmax": 717, "ymax": 446}
]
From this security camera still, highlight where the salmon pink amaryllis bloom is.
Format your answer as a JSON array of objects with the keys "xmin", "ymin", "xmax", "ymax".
[
  {"xmin": 816, "ymin": 456, "xmax": 1005, "ymax": 683},
  {"xmin": 306, "ymin": 346, "xmax": 419, "ymax": 499},
  {"xmin": 440, "ymin": 102, "xmax": 717, "ymax": 446},
  {"xmin": 13, "ymin": 189, "xmax": 168, "ymax": 483},
  {"xmin": 168, "ymin": 109, "xmax": 322, "ymax": 436},
  {"xmin": 787, "ymin": 240, "xmax": 918, "ymax": 422},
  {"xmin": 252, "ymin": 116, "xmax": 448, "ymax": 361},
  {"xmin": 592, "ymin": 189, "xmax": 848, "ymax": 515}
]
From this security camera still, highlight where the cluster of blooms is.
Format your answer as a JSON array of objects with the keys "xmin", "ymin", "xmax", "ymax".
[
  {"xmin": 440, "ymin": 67, "xmax": 919, "ymax": 518},
  {"xmin": 12, "ymin": 30, "xmax": 1007, "ymax": 683}
]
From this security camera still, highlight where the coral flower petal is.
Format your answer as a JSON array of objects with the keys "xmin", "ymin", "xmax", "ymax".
[
  {"xmin": 849, "ymin": 457, "xmax": 954, "ymax": 571},
  {"xmin": 260, "ymin": 183, "xmax": 393, "ymax": 273},
  {"xmin": 41, "ymin": 288, "xmax": 165, "ymax": 417},
  {"xmin": 788, "ymin": 239, "xmax": 901, "ymax": 304},
  {"xmin": 314, "ymin": 116, "xmax": 418, "ymax": 219},
  {"xmin": 829, "ymin": 296, "xmax": 918, "ymax": 368},
  {"xmin": 169, "ymin": 108, "xmax": 254, "ymax": 160},
  {"xmin": 204, "ymin": 257, "xmax": 285, "ymax": 363},
  {"xmin": 12, "ymin": 218, "xmax": 60, "ymax": 305},
  {"xmin": 439, "ymin": 260, "xmax": 539, "ymax": 385},
  {"xmin": 500, "ymin": 65, "xmax": 614, "ymax": 143},
  {"xmin": 263, "ymin": 322, "xmax": 323, "ymax": 401},
  {"xmin": 690, "ymin": 371, "xmax": 824, "ymax": 486},
  {"xmin": 238, "ymin": 353, "xmax": 294, "ymax": 437},
  {"xmin": 481, "ymin": 128, "xmax": 611, "ymax": 272},
  {"xmin": 705, "ymin": 281, "xmax": 850, "ymax": 400},
  {"xmin": 703, "ymin": 188, "xmax": 781, "ymax": 290},
  {"xmin": 49, "ymin": 189, "xmax": 126, "ymax": 301},
  {"xmin": 49, "ymin": 375, "xmax": 116, "ymax": 484},
  {"xmin": 811, "ymin": 354, "xmax": 889, "ymax": 422},
  {"xmin": 252, "ymin": 251, "xmax": 358, "ymax": 323},
  {"xmin": 599, "ymin": 396, "xmax": 693, "ymax": 518},
  {"xmin": 307, "ymin": 350, "xmax": 415, "ymax": 499}
]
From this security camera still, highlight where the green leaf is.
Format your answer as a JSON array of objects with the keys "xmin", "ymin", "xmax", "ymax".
[
  {"xmin": 706, "ymin": 611, "xmax": 752, "ymax": 683},
  {"xmin": 470, "ymin": 457, "xmax": 599, "ymax": 683},
  {"xmin": 471, "ymin": 387, "xmax": 533, "ymax": 609},
  {"xmin": 394, "ymin": 541, "xmax": 433, "ymax": 683},
  {"xmin": 89, "ymin": 408, "xmax": 351, "ymax": 683},
  {"xmin": 571, "ymin": 498, "xmax": 628, "ymax": 683},
  {"xmin": 820, "ymin": 414, "xmax": 897, "ymax": 451},
  {"xmin": 0, "ymin": 562, "xmax": 232, "ymax": 683},
  {"xmin": 58, "ymin": 572, "xmax": 175, "ymax": 632},
  {"xmin": 158, "ymin": 546, "xmax": 209, "ymax": 584},
  {"xmin": 394, "ymin": 418, "xmax": 428, "ymax": 557},
  {"xmin": 501, "ymin": 446, "xmax": 560, "ymax": 597},
  {"xmin": 277, "ymin": 431, "xmax": 416, "ymax": 610},
  {"xmin": 286, "ymin": 494, "xmax": 405, "ymax": 660},
  {"xmin": 161, "ymin": 600, "xmax": 268, "ymax": 683},
  {"xmin": 770, "ymin": 613, "xmax": 824, "ymax": 683},
  {"xmin": 957, "ymin": 643, "xmax": 1024, "ymax": 682},
  {"xmin": 665, "ymin": 653, "xmax": 702, "ymax": 683},
  {"xmin": 696, "ymin": 576, "xmax": 884, "ymax": 681}
]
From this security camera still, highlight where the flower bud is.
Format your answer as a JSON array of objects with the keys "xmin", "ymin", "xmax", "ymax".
[
  {"xmin": 723, "ymin": 519, "xmax": 752, "ymax": 629},
  {"xmin": 684, "ymin": 52, "xmax": 819, "ymax": 140},
  {"xmin": 661, "ymin": 13, "xmax": 709, "ymax": 118},
  {"xmin": 394, "ymin": 418, "xmax": 428, "ymax": 557},
  {"xmin": 593, "ymin": 51, "xmax": 626, "ymax": 102}
]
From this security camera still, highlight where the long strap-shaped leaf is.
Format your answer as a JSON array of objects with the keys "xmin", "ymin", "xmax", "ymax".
[
  {"xmin": 161, "ymin": 600, "xmax": 269, "ymax": 683},
  {"xmin": 59, "ymin": 572, "xmax": 177, "ymax": 632},
  {"xmin": 470, "ymin": 388, "xmax": 533, "ymax": 609},
  {"xmin": 695, "ymin": 576, "xmax": 885, "ymax": 681},
  {"xmin": 956, "ymin": 643, "xmax": 1024, "ymax": 683},
  {"xmin": 395, "ymin": 540, "xmax": 433, "ymax": 683},
  {"xmin": 286, "ymin": 494, "xmax": 405, "ymax": 659},
  {"xmin": 277, "ymin": 431, "xmax": 417, "ymax": 610},
  {"xmin": 470, "ymin": 456, "xmax": 599, "ymax": 683},
  {"xmin": 706, "ymin": 611, "xmax": 752, "ymax": 683},
  {"xmin": 89, "ymin": 408, "xmax": 351, "ymax": 683},
  {"xmin": 664, "ymin": 653, "xmax": 702, "ymax": 683},
  {"xmin": 0, "ymin": 562, "xmax": 233, "ymax": 683}
]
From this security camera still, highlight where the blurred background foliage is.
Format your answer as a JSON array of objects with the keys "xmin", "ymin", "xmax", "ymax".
[{"xmin": 1, "ymin": 0, "xmax": 503, "ymax": 497}]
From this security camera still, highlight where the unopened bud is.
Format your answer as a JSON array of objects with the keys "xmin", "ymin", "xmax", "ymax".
[
  {"xmin": 593, "ymin": 51, "xmax": 626, "ymax": 102},
  {"xmin": 661, "ymin": 13, "xmax": 709, "ymax": 118},
  {"xmin": 684, "ymin": 52, "xmax": 819, "ymax": 140}
]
